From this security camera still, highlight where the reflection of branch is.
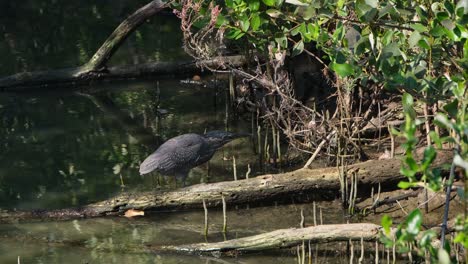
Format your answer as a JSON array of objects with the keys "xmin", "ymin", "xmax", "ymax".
[{"xmin": 76, "ymin": 92, "xmax": 159, "ymax": 149}]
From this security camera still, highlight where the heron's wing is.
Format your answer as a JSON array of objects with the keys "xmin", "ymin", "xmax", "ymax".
[{"xmin": 139, "ymin": 134, "xmax": 206, "ymax": 175}]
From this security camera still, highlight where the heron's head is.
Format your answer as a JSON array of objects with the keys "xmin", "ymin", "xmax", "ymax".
[{"xmin": 203, "ymin": 130, "xmax": 250, "ymax": 148}]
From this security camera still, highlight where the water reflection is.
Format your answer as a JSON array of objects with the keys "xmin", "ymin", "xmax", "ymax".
[
  {"xmin": 0, "ymin": 202, "xmax": 346, "ymax": 263},
  {"xmin": 0, "ymin": 0, "xmax": 187, "ymax": 76},
  {"xmin": 0, "ymin": 79, "xmax": 257, "ymax": 211}
]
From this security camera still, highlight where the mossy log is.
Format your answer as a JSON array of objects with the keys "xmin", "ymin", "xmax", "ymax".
[
  {"xmin": 0, "ymin": 150, "xmax": 452, "ymax": 223},
  {"xmin": 157, "ymin": 223, "xmax": 381, "ymax": 254}
]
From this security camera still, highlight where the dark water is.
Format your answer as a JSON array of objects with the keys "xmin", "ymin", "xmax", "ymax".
[
  {"xmin": 0, "ymin": 1, "xmax": 366, "ymax": 263},
  {"xmin": 0, "ymin": 79, "xmax": 256, "ymax": 210}
]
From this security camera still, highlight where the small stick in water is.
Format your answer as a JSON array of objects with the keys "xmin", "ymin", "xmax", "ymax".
[
  {"xmin": 300, "ymin": 208, "xmax": 305, "ymax": 228},
  {"xmin": 222, "ymin": 195, "xmax": 227, "ymax": 233},
  {"xmin": 232, "ymin": 156, "xmax": 237, "ymax": 181},
  {"xmin": 349, "ymin": 239, "xmax": 354, "ymax": 264},
  {"xmin": 375, "ymin": 241, "xmax": 379, "ymax": 264},
  {"xmin": 203, "ymin": 199, "xmax": 209, "ymax": 237},
  {"xmin": 313, "ymin": 201, "xmax": 317, "ymax": 226},
  {"xmin": 358, "ymin": 237, "xmax": 364, "ymax": 263},
  {"xmin": 301, "ymin": 240, "xmax": 306, "ymax": 264},
  {"xmin": 319, "ymin": 207, "xmax": 323, "ymax": 225},
  {"xmin": 245, "ymin": 164, "xmax": 251, "ymax": 179}
]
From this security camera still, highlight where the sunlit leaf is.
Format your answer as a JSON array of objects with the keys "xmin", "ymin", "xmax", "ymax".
[
  {"xmin": 381, "ymin": 215, "xmax": 392, "ymax": 235},
  {"xmin": 408, "ymin": 31, "xmax": 421, "ymax": 48},
  {"xmin": 291, "ymin": 40, "xmax": 304, "ymax": 57},
  {"xmin": 398, "ymin": 181, "xmax": 417, "ymax": 189},
  {"xmin": 438, "ymin": 248, "xmax": 451, "ymax": 264},
  {"xmin": 454, "ymin": 154, "xmax": 468, "ymax": 171},
  {"xmin": 419, "ymin": 230, "xmax": 436, "ymax": 247},
  {"xmin": 285, "ymin": 0, "xmax": 308, "ymax": 6},
  {"xmin": 405, "ymin": 209, "xmax": 422, "ymax": 236},
  {"xmin": 266, "ymin": 9, "xmax": 282, "ymax": 18}
]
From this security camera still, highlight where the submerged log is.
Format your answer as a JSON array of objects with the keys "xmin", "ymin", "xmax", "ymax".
[
  {"xmin": 158, "ymin": 223, "xmax": 381, "ymax": 254},
  {"xmin": 0, "ymin": 150, "xmax": 453, "ymax": 223}
]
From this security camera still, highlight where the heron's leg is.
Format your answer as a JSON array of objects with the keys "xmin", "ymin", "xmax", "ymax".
[{"xmin": 175, "ymin": 170, "xmax": 189, "ymax": 188}]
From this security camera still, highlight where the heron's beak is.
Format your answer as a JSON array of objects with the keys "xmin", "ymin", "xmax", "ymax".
[{"xmin": 231, "ymin": 132, "xmax": 251, "ymax": 139}]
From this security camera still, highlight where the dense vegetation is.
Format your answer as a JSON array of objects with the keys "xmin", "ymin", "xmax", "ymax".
[{"xmin": 174, "ymin": 0, "xmax": 468, "ymax": 261}]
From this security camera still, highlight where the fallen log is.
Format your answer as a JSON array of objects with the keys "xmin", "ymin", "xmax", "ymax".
[
  {"xmin": 0, "ymin": 55, "xmax": 247, "ymax": 91},
  {"xmin": 0, "ymin": 149, "xmax": 452, "ymax": 223},
  {"xmin": 157, "ymin": 223, "xmax": 381, "ymax": 254}
]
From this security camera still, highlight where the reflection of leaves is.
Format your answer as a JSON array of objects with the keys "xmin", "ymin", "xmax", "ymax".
[
  {"xmin": 113, "ymin": 164, "xmax": 122, "ymax": 175},
  {"xmin": 58, "ymin": 163, "xmax": 84, "ymax": 178}
]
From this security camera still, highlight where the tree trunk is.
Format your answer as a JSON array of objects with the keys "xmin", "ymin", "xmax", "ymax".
[{"xmin": 84, "ymin": 0, "xmax": 166, "ymax": 71}]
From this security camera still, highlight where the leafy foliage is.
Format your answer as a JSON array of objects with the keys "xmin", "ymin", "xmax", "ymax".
[{"xmin": 175, "ymin": 0, "xmax": 467, "ymax": 260}]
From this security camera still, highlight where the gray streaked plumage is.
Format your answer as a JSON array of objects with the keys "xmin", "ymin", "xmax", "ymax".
[{"xmin": 139, "ymin": 131, "xmax": 249, "ymax": 184}]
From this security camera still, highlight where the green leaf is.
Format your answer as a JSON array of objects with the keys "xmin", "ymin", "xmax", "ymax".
[
  {"xmin": 436, "ymin": 11, "xmax": 450, "ymax": 22},
  {"xmin": 381, "ymin": 43, "xmax": 401, "ymax": 59},
  {"xmin": 331, "ymin": 63, "xmax": 355, "ymax": 77},
  {"xmin": 240, "ymin": 19, "xmax": 250, "ymax": 31},
  {"xmin": 429, "ymin": 25, "xmax": 446, "ymax": 37},
  {"xmin": 443, "ymin": 99, "xmax": 459, "ymax": 118},
  {"xmin": 226, "ymin": 28, "xmax": 245, "ymax": 39},
  {"xmin": 421, "ymin": 146, "xmax": 436, "ymax": 171},
  {"xmin": 274, "ymin": 33, "xmax": 287, "ymax": 48},
  {"xmin": 434, "ymin": 113, "xmax": 453, "ymax": 130},
  {"xmin": 406, "ymin": 209, "xmax": 422, "ymax": 236},
  {"xmin": 262, "ymin": 0, "xmax": 276, "ymax": 7},
  {"xmin": 216, "ymin": 14, "xmax": 227, "ymax": 27},
  {"xmin": 291, "ymin": 40, "xmax": 304, "ymax": 57},
  {"xmin": 410, "ymin": 23, "xmax": 428, "ymax": 33},
  {"xmin": 418, "ymin": 38, "xmax": 431, "ymax": 49},
  {"xmin": 266, "ymin": 9, "xmax": 282, "ymax": 18},
  {"xmin": 356, "ymin": 0, "xmax": 378, "ymax": 22},
  {"xmin": 226, "ymin": 0, "xmax": 234, "ymax": 8},
  {"xmin": 247, "ymin": 0, "xmax": 260, "ymax": 11},
  {"xmin": 429, "ymin": 131, "xmax": 443, "ymax": 148},
  {"xmin": 415, "ymin": 6, "xmax": 429, "ymax": 23},
  {"xmin": 285, "ymin": 0, "xmax": 308, "ymax": 6},
  {"xmin": 454, "ymin": 154, "xmax": 468, "ymax": 171},
  {"xmin": 398, "ymin": 181, "xmax": 416, "ymax": 189},
  {"xmin": 419, "ymin": 230, "xmax": 436, "ymax": 247},
  {"xmin": 402, "ymin": 93, "xmax": 414, "ymax": 111},
  {"xmin": 438, "ymin": 248, "xmax": 451, "ymax": 264},
  {"xmin": 250, "ymin": 14, "xmax": 261, "ymax": 30},
  {"xmin": 408, "ymin": 31, "xmax": 421, "ymax": 48},
  {"xmin": 381, "ymin": 215, "xmax": 392, "ymax": 235}
]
